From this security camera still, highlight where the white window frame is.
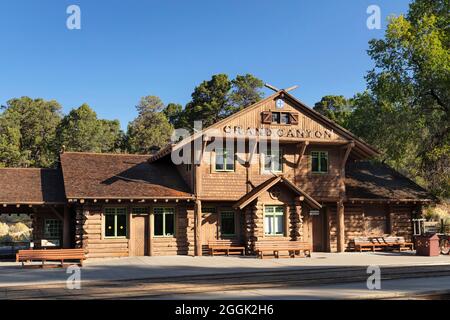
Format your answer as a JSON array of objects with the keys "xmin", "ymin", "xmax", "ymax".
[
  {"xmin": 261, "ymin": 148, "xmax": 283, "ymax": 174},
  {"xmin": 264, "ymin": 205, "xmax": 285, "ymax": 236},
  {"xmin": 215, "ymin": 148, "xmax": 235, "ymax": 172},
  {"xmin": 153, "ymin": 207, "xmax": 176, "ymax": 237}
]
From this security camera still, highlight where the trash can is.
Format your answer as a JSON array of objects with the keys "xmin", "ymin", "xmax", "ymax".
[{"xmin": 415, "ymin": 234, "xmax": 440, "ymax": 256}]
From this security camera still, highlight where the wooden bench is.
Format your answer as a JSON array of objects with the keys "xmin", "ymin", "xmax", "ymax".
[
  {"xmin": 16, "ymin": 249, "xmax": 86, "ymax": 268},
  {"xmin": 350, "ymin": 236, "xmax": 414, "ymax": 252},
  {"xmin": 254, "ymin": 240, "xmax": 312, "ymax": 259},
  {"xmin": 208, "ymin": 240, "xmax": 246, "ymax": 256}
]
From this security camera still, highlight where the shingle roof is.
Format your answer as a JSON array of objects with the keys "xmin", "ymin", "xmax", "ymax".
[
  {"xmin": 345, "ymin": 161, "xmax": 433, "ymax": 201},
  {"xmin": 0, "ymin": 168, "xmax": 66, "ymax": 204},
  {"xmin": 60, "ymin": 152, "xmax": 193, "ymax": 199}
]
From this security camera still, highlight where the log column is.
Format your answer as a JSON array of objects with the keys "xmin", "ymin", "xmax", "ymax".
[
  {"xmin": 194, "ymin": 199, "xmax": 202, "ymax": 256},
  {"xmin": 63, "ymin": 205, "xmax": 71, "ymax": 248},
  {"xmin": 336, "ymin": 199, "xmax": 345, "ymax": 252},
  {"xmin": 149, "ymin": 213, "xmax": 154, "ymax": 256}
]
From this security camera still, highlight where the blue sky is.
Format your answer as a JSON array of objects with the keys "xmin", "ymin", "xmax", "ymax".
[{"xmin": 0, "ymin": 0, "xmax": 411, "ymax": 130}]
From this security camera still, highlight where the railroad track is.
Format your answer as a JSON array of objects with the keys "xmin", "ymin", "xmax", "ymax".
[{"xmin": 3, "ymin": 264, "xmax": 450, "ymax": 299}]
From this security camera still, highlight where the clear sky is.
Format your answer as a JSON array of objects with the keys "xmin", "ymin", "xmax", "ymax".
[{"xmin": 0, "ymin": 0, "xmax": 411, "ymax": 130}]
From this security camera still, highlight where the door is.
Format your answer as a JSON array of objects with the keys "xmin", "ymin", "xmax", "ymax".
[
  {"xmin": 312, "ymin": 209, "xmax": 327, "ymax": 252},
  {"xmin": 131, "ymin": 215, "xmax": 149, "ymax": 256},
  {"xmin": 201, "ymin": 213, "xmax": 218, "ymax": 254}
]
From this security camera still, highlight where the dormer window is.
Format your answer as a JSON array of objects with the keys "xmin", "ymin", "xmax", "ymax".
[{"xmin": 261, "ymin": 111, "xmax": 299, "ymax": 125}]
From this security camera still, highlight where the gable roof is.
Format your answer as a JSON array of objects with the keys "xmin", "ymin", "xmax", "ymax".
[
  {"xmin": 233, "ymin": 175, "xmax": 322, "ymax": 210},
  {"xmin": 60, "ymin": 152, "xmax": 193, "ymax": 199},
  {"xmin": 345, "ymin": 161, "xmax": 434, "ymax": 201},
  {"xmin": 0, "ymin": 168, "xmax": 66, "ymax": 204},
  {"xmin": 149, "ymin": 90, "xmax": 380, "ymax": 163}
]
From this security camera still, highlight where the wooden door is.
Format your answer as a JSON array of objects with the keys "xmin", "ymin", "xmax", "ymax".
[
  {"xmin": 201, "ymin": 213, "xmax": 218, "ymax": 253},
  {"xmin": 312, "ymin": 210, "xmax": 327, "ymax": 252},
  {"xmin": 131, "ymin": 215, "xmax": 149, "ymax": 256}
]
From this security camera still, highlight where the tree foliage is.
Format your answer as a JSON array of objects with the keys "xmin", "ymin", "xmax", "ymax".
[
  {"xmin": 56, "ymin": 104, "xmax": 123, "ymax": 153},
  {"xmin": 126, "ymin": 96, "xmax": 173, "ymax": 153},
  {"xmin": 313, "ymin": 95, "xmax": 353, "ymax": 127},
  {"xmin": 320, "ymin": 0, "xmax": 449, "ymax": 198},
  {"xmin": 0, "ymin": 97, "xmax": 62, "ymax": 167},
  {"xmin": 181, "ymin": 73, "xmax": 264, "ymax": 130}
]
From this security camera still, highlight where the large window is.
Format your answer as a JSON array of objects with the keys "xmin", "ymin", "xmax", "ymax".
[
  {"xmin": 154, "ymin": 207, "xmax": 175, "ymax": 236},
  {"xmin": 220, "ymin": 212, "xmax": 235, "ymax": 236},
  {"xmin": 264, "ymin": 206, "xmax": 285, "ymax": 236},
  {"xmin": 311, "ymin": 151, "xmax": 328, "ymax": 173},
  {"xmin": 44, "ymin": 219, "xmax": 62, "ymax": 239},
  {"xmin": 263, "ymin": 149, "xmax": 282, "ymax": 173},
  {"xmin": 215, "ymin": 148, "xmax": 234, "ymax": 172},
  {"xmin": 104, "ymin": 208, "xmax": 127, "ymax": 238}
]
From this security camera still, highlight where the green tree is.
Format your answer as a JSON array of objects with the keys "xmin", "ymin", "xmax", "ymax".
[
  {"xmin": 354, "ymin": 0, "xmax": 449, "ymax": 197},
  {"xmin": 163, "ymin": 103, "xmax": 184, "ymax": 128},
  {"xmin": 313, "ymin": 95, "xmax": 353, "ymax": 127},
  {"xmin": 181, "ymin": 73, "xmax": 264, "ymax": 130},
  {"xmin": 57, "ymin": 104, "xmax": 123, "ymax": 153},
  {"xmin": 0, "ymin": 97, "xmax": 62, "ymax": 167},
  {"xmin": 229, "ymin": 74, "xmax": 265, "ymax": 110},
  {"xmin": 126, "ymin": 96, "xmax": 173, "ymax": 153}
]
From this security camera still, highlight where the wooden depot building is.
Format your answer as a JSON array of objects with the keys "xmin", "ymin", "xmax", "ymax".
[{"xmin": 0, "ymin": 89, "xmax": 434, "ymax": 258}]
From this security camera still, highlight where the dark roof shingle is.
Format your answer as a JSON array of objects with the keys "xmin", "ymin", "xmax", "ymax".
[
  {"xmin": 345, "ymin": 161, "xmax": 433, "ymax": 201},
  {"xmin": 0, "ymin": 168, "xmax": 66, "ymax": 204},
  {"xmin": 60, "ymin": 152, "xmax": 193, "ymax": 199}
]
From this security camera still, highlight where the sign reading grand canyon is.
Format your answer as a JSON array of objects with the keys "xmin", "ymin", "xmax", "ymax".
[{"xmin": 223, "ymin": 125, "xmax": 334, "ymax": 139}]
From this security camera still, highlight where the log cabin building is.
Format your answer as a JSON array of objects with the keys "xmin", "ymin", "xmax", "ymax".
[{"xmin": 0, "ymin": 90, "xmax": 434, "ymax": 258}]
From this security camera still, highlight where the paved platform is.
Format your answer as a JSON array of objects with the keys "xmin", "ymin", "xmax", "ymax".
[{"xmin": 1, "ymin": 252, "xmax": 449, "ymax": 288}]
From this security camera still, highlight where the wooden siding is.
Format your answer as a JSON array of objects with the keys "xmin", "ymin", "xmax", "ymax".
[
  {"xmin": 75, "ymin": 203, "xmax": 194, "ymax": 258},
  {"xmin": 328, "ymin": 203, "xmax": 414, "ymax": 252},
  {"xmin": 200, "ymin": 143, "xmax": 342, "ymax": 201},
  {"xmin": 210, "ymin": 96, "xmax": 346, "ymax": 142}
]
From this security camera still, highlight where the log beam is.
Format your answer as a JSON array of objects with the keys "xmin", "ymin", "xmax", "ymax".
[
  {"xmin": 194, "ymin": 200, "xmax": 202, "ymax": 256},
  {"xmin": 336, "ymin": 199, "xmax": 345, "ymax": 252}
]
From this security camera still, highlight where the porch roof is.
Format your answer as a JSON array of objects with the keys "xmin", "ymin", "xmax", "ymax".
[
  {"xmin": 0, "ymin": 168, "xmax": 66, "ymax": 205},
  {"xmin": 345, "ymin": 161, "xmax": 434, "ymax": 202},
  {"xmin": 233, "ymin": 175, "xmax": 322, "ymax": 210},
  {"xmin": 60, "ymin": 152, "xmax": 194, "ymax": 200}
]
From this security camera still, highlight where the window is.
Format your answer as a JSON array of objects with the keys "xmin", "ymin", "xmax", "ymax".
[
  {"xmin": 272, "ymin": 112, "xmax": 280, "ymax": 123},
  {"xmin": 263, "ymin": 148, "xmax": 282, "ymax": 173},
  {"xmin": 154, "ymin": 207, "xmax": 175, "ymax": 236},
  {"xmin": 264, "ymin": 206, "xmax": 285, "ymax": 236},
  {"xmin": 215, "ymin": 148, "xmax": 234, "ymax": 172},
  {"xmin": 311, "ymin": 151, "xmax": 328, "ymax": 173},
  {"xmin": 104, "ymin": 208, "xmax": 127, "ymax": 238},
  {"xmin": 44, "ymin": 219, "xmax": 62, "ymax": 239},
  {"xmin": 271, "ymin": 112, "xmax": 291, "ymax": 124},
  {"xmin": 280, "ymin": 113, "xmax": 290, "ymax": 124},
  {"xmin": 220, "ymin": 212, "xmax": 235, "ymax": 236}
]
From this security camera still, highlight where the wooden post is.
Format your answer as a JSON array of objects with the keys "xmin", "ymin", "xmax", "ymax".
[
  {"xmin": 149, "ymin": 213, "xmax": 154, "ymax": 256},
  {"xmin": 63, "ymin": 205, "xmax": 71, "ymax": 248},
  {"xmin": 337, "ymin": 199, "xmax": 345, "ymax": 252},
  {"xmin": 195, "ymin": 199, "xmax": 202, "ymax": 256}
]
